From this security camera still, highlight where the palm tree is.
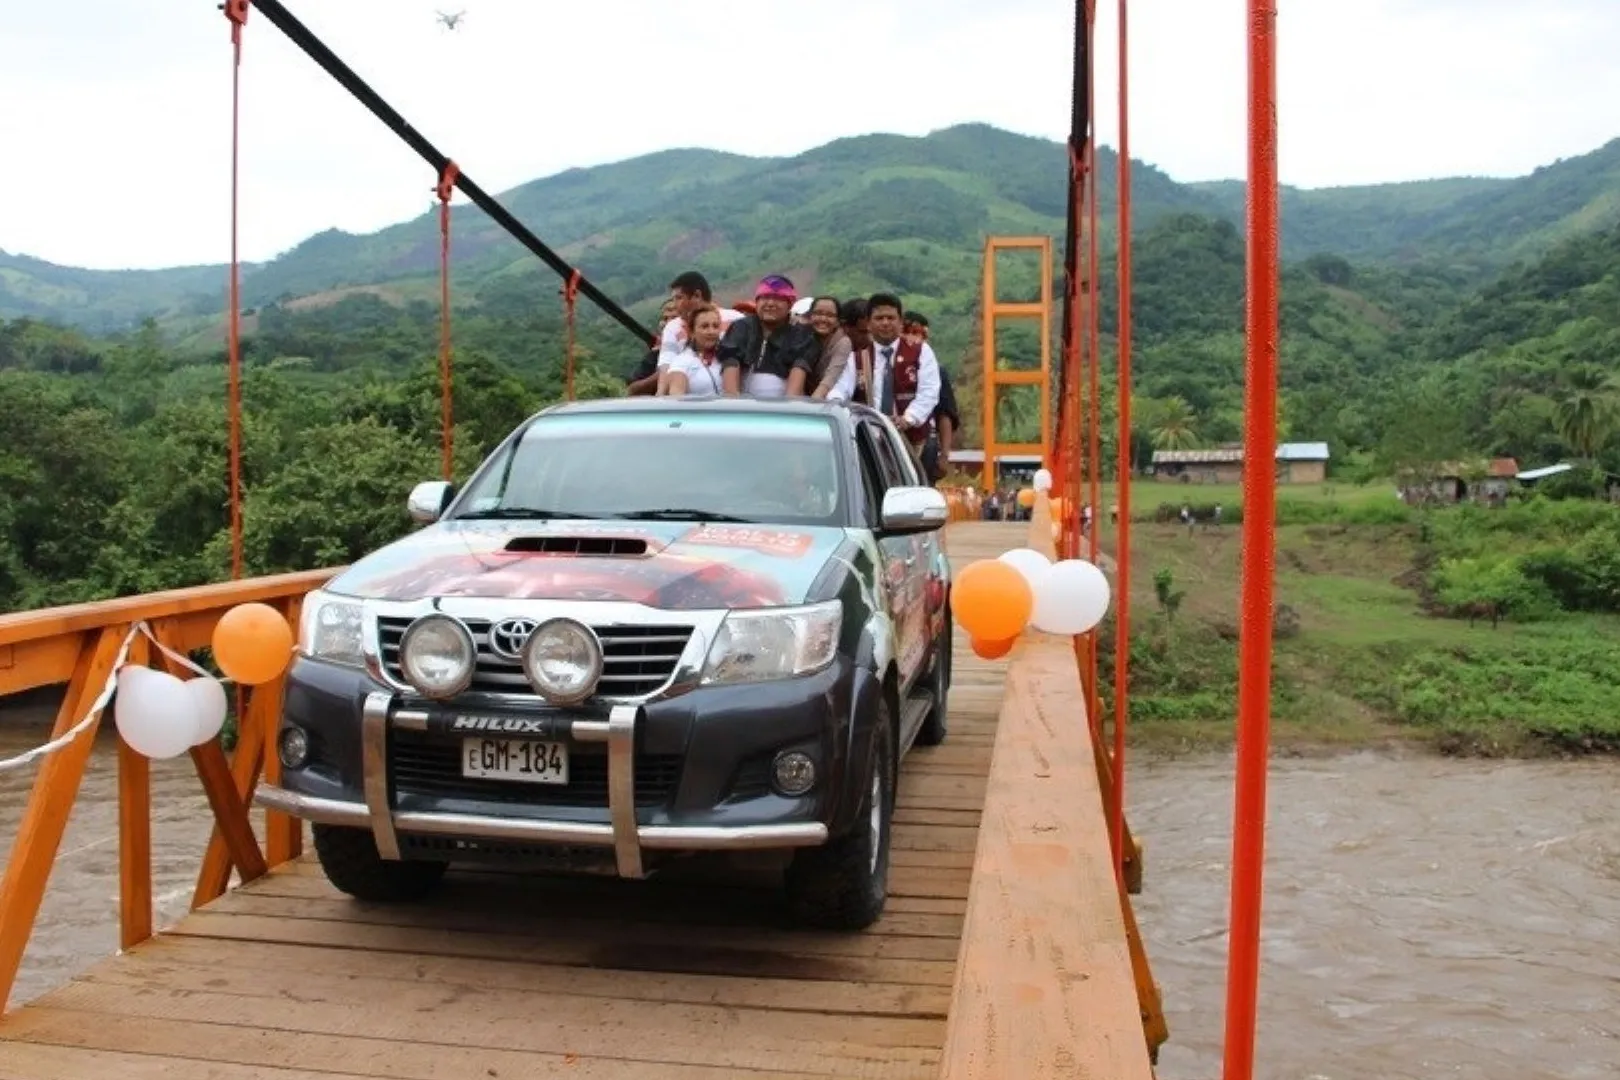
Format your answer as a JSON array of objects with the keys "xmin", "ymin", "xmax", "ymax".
[
  {"xmin": 1553, "ymin": 366, "xmax": 1620, "ymax": 461},
  {"xmin": 1147, "ymin": 396, "xmax": 1200, "ymax": 450},
  {"xmin": 997, "ymin": 387, "xmax": 1039, "ymax": 444}
]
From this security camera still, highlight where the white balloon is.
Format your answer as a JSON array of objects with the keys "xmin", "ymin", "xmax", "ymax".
[
  {"xmin": 114, "ymin": 668, "xmax": 203, "ymax": 760},
  {"xmin": 1032, "ymin": 468, "xmax": 1053, "ymax": 493},
  {"xmin": 1029, "ymin": 558, "xmax": 1113, "ymax": 635},
  {"xmin": 998, "ymin": 547, "xmax": 1052, "ymax": 591},
  {"xmin": 185, "ymin": 675, "xmax": 230, "ymax": 746}
]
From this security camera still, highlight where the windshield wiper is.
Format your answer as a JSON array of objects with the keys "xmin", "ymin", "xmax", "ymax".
[
  {"xmin": 454, "ymin": 508, "xmax": 599, "ymax": 521},
  {"xmin": 610, "ymin": 508, "xmax": 758, "ymax": 523}
]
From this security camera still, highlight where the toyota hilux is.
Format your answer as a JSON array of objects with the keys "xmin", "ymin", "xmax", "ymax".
[{"xmin": 255, "ymin": 395, "xmax": 954, "ymax": 930}]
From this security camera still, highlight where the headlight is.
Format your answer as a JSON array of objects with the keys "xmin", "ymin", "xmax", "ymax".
[
  {"xmin": 398, "ymin": 614, "xmax": 475, "ymax": 699},
  {"xmin": 702, "ymin": 600, "xmax": 841, "ymax": 686},
  {"xmin": 522, "ymin": 618, "xmax": 603, "ymax": 705},
  {"xmin": 298, "ymin": 591, "xmax": 364, "ymax": 668}
]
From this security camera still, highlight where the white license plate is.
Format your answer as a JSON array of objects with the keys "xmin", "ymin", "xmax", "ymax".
[{"xmin": 461, "ymin": 738, "xmax": 569, "ymax": 784}]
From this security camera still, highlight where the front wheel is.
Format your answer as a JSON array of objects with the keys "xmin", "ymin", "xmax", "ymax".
[
  {"xmin": 783, "ymin": 699, "xmax": 895, "ymax": 930},
  {"xmin": 313, "ymin": 824, "xmax": 447, "ymax": 903}
]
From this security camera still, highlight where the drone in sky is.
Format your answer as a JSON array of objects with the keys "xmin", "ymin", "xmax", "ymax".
[{"xmin": 436, "ymin": 9, "xmax": 465, "ymax": 29}]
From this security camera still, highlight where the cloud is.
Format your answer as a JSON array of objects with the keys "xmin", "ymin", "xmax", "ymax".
[{"xmin": 1, "ymin": 0, "xmax": 1616, "ymax": 269}]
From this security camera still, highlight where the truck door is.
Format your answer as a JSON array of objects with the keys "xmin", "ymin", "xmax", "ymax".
[{"xmin": 857, "ymin": 419, "xmax": 928, "ymax": 692}]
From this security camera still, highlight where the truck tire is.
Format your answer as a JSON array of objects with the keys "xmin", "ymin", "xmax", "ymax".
[
  {"xmin": 313, "ymin": 823, "xmax": 447, "ymax": 902},
  {"xmin": 783, "ymin": 697, "xmax": 895, "ymax": 931}
]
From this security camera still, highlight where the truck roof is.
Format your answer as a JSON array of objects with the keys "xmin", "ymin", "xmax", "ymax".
[{"xmin": 533, "ymin": 395, "xmax": 879, "ymax": 429}]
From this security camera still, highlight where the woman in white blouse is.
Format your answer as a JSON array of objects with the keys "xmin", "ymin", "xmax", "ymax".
[{"xmin": 659, "ymin": 303, "xmax": 726, "ymax": 396}]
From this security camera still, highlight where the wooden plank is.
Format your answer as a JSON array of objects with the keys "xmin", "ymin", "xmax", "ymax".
[
  {"xmin": 28, "ymin": 978, "xmax": 943, "ymax": 1078},
  {"xmin": 117, "ymin": 635, "xmax": 154, "ymax": 952},
  {"xmin": 937, "ymin": 634, "xmax": 1155, "ymax": 1080},
  {"xmin": 190, "ymin": 681, "xmax": 270, "ymax": 907},
  {"xmin": 116, "ymin": 740, "xmax": 152, "ymax": 950},
  {"xmin": 0, "ymin": 1009, "xmax": 847, "ymax": 1080},
  {"xmin": 0, "ymin": 628, "xmax": 125, "ymax": 1015},
  {"xmin": 0, "ymin": 634, "xmax": 83, "ymax": 697},
  {"xmin": 124, "ymin": 932, "xmax": 954, "ymax": 1018},
  {"xmin": 0, "ymin": 568, "xmax": 335, "ymax": 647}
]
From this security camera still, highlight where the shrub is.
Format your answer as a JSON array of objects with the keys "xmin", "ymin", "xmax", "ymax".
[{"xmin": 1430, "ymin": 556, "xmax": 1559, "ymax": 623}]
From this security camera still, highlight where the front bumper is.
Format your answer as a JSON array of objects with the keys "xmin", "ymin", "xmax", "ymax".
[{"xmin": 255, "ymin": 656, "xmax": 870, "ymax": 879}]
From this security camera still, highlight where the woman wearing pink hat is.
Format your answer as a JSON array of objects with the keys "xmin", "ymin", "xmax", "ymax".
[{"xmin": 718, "ymin": 275, "xmax": 822, "ymax": 398}]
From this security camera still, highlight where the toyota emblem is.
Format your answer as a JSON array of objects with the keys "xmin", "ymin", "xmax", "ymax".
[{"xmin": 488, "ymin": 617, "xmax": 538, "ymax": 660}]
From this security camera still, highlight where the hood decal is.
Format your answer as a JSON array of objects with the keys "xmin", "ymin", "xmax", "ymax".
[
  {"xmin": 679, "ymin": 524, "xmax": 816, "ymax": 559},
  {"xmin": 328, "ymin": 519, "xmax": 849, "ymax": 610}
]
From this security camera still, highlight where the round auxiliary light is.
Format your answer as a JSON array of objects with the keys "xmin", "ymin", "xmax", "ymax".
[
  {"xmin": 772, "ymin": 751, "xmax": 817, "ymax": 797},
  {"xmin": 398, "ymin": 614, "xmax": 476, "ymax": 699},
  {"xmin": 521, "ymin": 618, "xmax": 603, "ymax": 706},
  {"xmin": 278, "ymin": 725, "xmax": 310, "ymax": 770}
]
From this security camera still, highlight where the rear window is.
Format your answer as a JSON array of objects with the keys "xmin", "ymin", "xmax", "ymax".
[{"xmin": 455, "ymin": 410, "xmax": 847, "ymax": 528}]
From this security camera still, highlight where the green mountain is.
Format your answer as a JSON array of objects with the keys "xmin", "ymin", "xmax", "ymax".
[
  {"xmin": 1192, "ymin": 136, "xmax": 1620, "ymax": 270},
  {"xmin": 7, "ymin": 124, "xmax": 1620, "ymax": 337}
]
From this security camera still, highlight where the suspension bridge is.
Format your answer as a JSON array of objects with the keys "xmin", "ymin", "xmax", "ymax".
[{"xmin": 0, "ymin": 1, "xmax": 1284, "ymax": 1076}]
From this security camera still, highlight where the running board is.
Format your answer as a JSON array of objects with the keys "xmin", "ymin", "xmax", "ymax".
[{"xmin": 899, "ymin": 689, "xmax": 935, "ymax": 757}]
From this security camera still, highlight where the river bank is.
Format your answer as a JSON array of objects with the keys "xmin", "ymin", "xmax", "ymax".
[{"xmin": 1090, "ymin": 511, "xmax": 1620, "ymax": 760}]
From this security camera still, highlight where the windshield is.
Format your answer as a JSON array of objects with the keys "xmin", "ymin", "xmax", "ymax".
[{"xmin": 452, "ymin": 409, "xmax": 847, "ymax": 527}]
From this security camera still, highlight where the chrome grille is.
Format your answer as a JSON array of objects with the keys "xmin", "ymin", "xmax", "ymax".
[{"xmin": 377, "ymin": 615, "xmax": 692, "ymax": 699}]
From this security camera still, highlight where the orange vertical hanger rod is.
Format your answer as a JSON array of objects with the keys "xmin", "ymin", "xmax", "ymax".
[{"xmin": 1222, "ymin": 2, "xmax": 1281, "ymax": 1078}]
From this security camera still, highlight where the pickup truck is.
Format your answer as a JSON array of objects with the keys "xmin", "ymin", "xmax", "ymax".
[{"xmin": 255, "ymin": 395, "xmax": 954, "ymax": 930}]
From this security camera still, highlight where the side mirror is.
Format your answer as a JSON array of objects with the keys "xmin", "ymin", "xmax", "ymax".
[
  {"xmin": 879, "ymin": 486, "xmax": 949, "ymax": 535},
  {"xmin": 407, "ymin": 480, "xmax": 454, "ymax": 525}
]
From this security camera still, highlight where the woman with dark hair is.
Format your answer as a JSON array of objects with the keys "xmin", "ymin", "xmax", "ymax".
[
  {"xmin": 793, "ymin": 296, "xmax": 852, "ymax": 399},
  {"xmin": 659, "ymin": 303, "xmax": 725, "ymax": 396}
]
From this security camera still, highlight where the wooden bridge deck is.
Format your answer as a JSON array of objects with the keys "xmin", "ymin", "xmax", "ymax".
[{"xmin": 0, "ymin": 525, "xmax": 1052, "ymax": 1080}]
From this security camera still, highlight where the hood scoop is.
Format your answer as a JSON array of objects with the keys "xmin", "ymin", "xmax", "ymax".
[{"xmin": 503, "ymin": 535, "xmax": 650, "ymax": 557}]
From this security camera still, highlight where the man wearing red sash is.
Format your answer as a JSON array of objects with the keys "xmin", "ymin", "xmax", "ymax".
[{"xmin": 827, "ymin": 293, "xmax": 941, "ymax": 470}]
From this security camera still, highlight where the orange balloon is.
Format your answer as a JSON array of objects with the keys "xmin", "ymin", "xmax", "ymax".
[
  {"xmin": 212, "ymin": 602, "xmax": 294, "ymax": 686},
  {"xmin": 971, "ymin": 635, "xmax": 1017, "ymax": 660},
  {"xmin": 1048, "ymin": 496, "xmax": 1065, "ymax": 519},
  {"xmin": 951, "ymin": 559, "xmax": 1033, "ymax": 641},
  {"xmin": 1017, "ymin": 488, "xmax": 1035, "ymax": 508}
]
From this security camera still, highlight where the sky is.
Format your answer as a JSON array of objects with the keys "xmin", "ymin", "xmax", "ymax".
[{"xmin": 2, "ymin": 0, "xmax": 1618, "ymax": 271}]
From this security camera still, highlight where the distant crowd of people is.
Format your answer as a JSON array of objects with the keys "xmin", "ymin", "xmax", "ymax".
[{"xmin": 625, "ymin": 271, "xmax": 960, "ymax": 482}]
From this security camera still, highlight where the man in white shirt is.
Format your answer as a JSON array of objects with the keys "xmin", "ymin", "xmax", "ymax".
[
  {"xmin": 827, "ymin": 292, "xmax": 941, "ymax": 453},
  {"xmin": 655, "ymin": 271, "xmax": 743, "ymax": 393}
]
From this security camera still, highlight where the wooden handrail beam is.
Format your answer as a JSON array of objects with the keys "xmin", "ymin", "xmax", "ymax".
[
  {"xmin": 937, "ymin": 505, "xmax": 1165, "ymax": 1076},
  {"xmin": 0, "ymin": 568, "xmax": 340, "ymax": 649}
]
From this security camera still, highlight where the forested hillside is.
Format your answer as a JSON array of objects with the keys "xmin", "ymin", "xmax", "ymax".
[{"xmin": 3, "ymin": 124, "xmax": 1620, "ymax": 616}]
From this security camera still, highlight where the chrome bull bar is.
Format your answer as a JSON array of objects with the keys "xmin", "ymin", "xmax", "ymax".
[{"xmin": 259, "ymin": 690, "xmax": 826, "ymax": 878}]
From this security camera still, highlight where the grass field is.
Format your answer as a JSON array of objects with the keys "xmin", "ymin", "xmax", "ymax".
[
  {"xmin": 1104, "ymin": 477, "xmax": 1396, "ymax": 511},
  {"xmin": 1090, "ymin": 515, "xmax": 1620, "ymax": 758}
]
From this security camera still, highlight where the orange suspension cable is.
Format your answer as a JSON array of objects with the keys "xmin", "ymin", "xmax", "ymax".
[
  {"xmin": 436, "ymin": 160, "xmax": 460, "ymax": 481},
  {"xmin": 562, "ymin": 269, "xmax": 581, "ymax": 401},
  {"xmin": 223, "ymin": 0, "xmax": 249, "ymax": 581},
  {"xmin": 1222, "ymin": 2, "xmax": 1280, "ymax": 1078},
  {"xmin": 1111, "ymin": 0, "xmax": 1134, "ymax": 884}
]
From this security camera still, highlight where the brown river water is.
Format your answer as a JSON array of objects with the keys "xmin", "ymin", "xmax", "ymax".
[{"xmin": 2, "ymin": 695, "xmax": 1617, "ymax": 1079}]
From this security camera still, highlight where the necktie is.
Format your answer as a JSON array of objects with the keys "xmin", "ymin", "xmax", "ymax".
[{"xmin": 878, "ymin": 346, "xmax": 895, "ymax": 414}]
